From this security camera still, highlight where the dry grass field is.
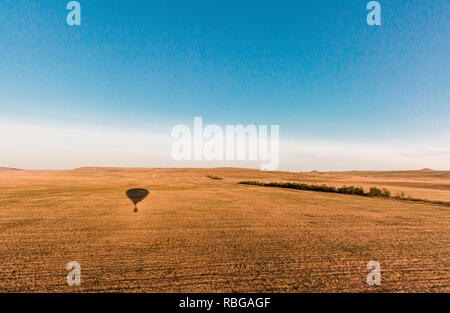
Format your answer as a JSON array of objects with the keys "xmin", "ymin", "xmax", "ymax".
[{"xmin": 0, "ymin": 167, "xmax": 448, "ymax": 292}]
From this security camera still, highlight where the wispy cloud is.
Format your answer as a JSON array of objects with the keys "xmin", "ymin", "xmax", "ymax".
[{"xmin": 397, "ymin": 150, "xmax": 450, "ymax": 158}]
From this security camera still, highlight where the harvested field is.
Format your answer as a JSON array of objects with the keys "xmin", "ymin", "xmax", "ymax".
[{"xmin": 0, "ymin": 167, "xmax": 448, "ymax": 292}]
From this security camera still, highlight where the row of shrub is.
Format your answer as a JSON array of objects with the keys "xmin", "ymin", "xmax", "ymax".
[
  {"xmin": 238, "ymin": 181, "xmax": 391, "ymax": 198},
  {"xmin": 238, "ymin": 181, "xmax": 450, "ymax": 206}
]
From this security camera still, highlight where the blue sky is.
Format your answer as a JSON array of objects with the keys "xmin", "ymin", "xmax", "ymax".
[{"xmin": 0, "ymin": 1, "xmax": 449, "ymax": 170}]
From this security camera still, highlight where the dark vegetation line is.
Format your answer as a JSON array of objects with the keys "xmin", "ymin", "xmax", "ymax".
[
  {"xmin": 206, "ymin": 175, "xmax": 223, "ymax": 180},
  {"xmin": 238, "ymin": 181, "xmax": 450, "ymax": 207}
]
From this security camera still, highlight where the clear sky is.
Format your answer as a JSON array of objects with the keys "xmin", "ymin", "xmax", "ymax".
[{"xmin": 0, "ymin": 0, "xmax": 449, "ymax": 170}]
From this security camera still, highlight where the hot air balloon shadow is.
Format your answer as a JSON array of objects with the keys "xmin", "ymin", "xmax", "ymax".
[{"xmin": 126, "ymin": 188, "xmax": 149, "ymax": 212}]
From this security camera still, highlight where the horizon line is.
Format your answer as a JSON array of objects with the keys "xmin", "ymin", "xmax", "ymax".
[{"xmin": 0, "ymin": 166, "xmax": 444, "ymax": 173}]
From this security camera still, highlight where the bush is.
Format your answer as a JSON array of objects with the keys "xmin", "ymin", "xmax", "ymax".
[
  {"xmin": 367, "ymin": 187, "xmax": 382, "ymax": 197},
  {"xmin": 338, "ymin": 185, "xmax": 365, "ymax": 195},
  {"xmin": 206, "ymin": 175, "xmax": 223, "ymax": 180},
  {"xmin": 381, "ymin": 188, "xmax": 391, "ymax": 197},
  {"xmin": 367, "ymin": 187, "xmax": 391, "ymax": 197}
]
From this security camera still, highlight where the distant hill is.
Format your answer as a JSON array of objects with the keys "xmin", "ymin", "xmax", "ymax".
[{"xmin": 0, "ymin": 167, "xmax": 23, "ymax": 171}]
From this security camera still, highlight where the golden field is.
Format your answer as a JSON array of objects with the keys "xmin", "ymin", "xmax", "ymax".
[{"xmin": 0, "ymin": 167, "xmax": 448, "ymax": 292}]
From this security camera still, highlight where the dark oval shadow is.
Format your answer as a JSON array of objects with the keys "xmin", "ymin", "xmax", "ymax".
[{"xmin": 126, "ymin": 188, "xmax": 149, "ymax": 212}]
